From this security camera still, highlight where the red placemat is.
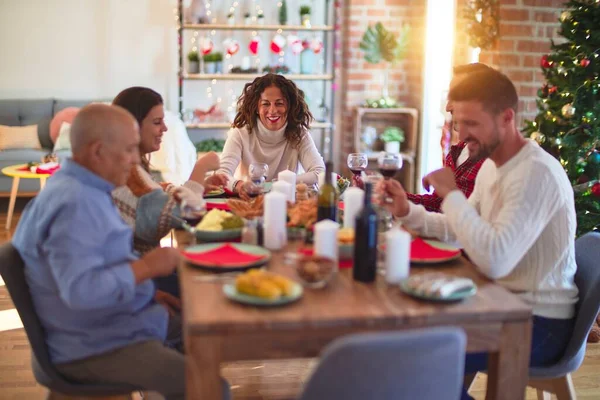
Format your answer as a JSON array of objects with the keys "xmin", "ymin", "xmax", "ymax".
[
  {"xmin": 298, "ymin": 247, "xmax": 353, "ymax": 269},
  {"xmin": 410, "ymin": 238, "xmax": 461, "ymax": 262},
  {"xmin": 206, "ymin": 202, "xmax": 230, "ymax": 211},
  {"xmin": 182, "ymin": 243, "xmax": 266, "ymax": 267}
]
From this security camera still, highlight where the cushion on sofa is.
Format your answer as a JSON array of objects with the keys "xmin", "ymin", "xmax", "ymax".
[
  {"xmin": 0, "ymin": 125, "xmax": 42, "ymax": 150},
  {"xmin": 53, "ymin": 122, "xmax": 72, "ymax": 152},
  {"xmin": 0, "ymin": 99, "xmax": 54, "ymax": 150},
  {"xmin": 50, "ymin": 107, "xmax": 79, "ymax": 143}
]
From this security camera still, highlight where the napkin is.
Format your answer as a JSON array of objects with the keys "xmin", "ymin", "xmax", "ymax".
[
  {"xmin": 410, "ymin": 238, "xmax": 460, "ymax": 261},
  {"xmin": 35, "ymin": 162, "xmax": 60, "ymax": 174},
  {"xmin": 182, "ymin": 243, "xmax": 266, "ymax": 266},
  {"xmin": 206, "ymin": 202, "xmax": 230, "ymax": 211},
  {"xmin": 299, "ymin": 247, "xmax": 352, "ymax": 269}
]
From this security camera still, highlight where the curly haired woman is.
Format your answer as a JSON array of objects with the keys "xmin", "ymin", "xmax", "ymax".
[{"xmin": 211, "ymin": 73, "xmax": 325, "ymax": 199}]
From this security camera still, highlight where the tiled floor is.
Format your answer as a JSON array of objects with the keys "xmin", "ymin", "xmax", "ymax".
[{"xmin": 0, "ymin": 197, "xmax": 599, "ymax": 399}]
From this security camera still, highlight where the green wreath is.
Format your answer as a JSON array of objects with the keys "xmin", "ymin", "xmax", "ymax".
[{"xmin": 464, "ymin": 0, "xmax": 499, "ymax": 50}]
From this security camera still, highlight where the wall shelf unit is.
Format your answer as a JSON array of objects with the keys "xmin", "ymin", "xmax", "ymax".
[
  {"xmin": 176, "ymin": 0, "xmax": 343, "ymax": 165},
  {"xmin": 355, "ymin": 107, "xmax": 420, "ymax": 193}
]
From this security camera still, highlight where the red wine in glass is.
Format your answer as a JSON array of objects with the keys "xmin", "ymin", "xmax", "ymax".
[
  {"xmin": 349, "ymin": 167, "xmax": 366, "ymax": 175},
  {"xmin": 378, "ymin": 167, "xmax": 398, "ymax": 179},
  {"xmin": 183, "ymin": 215, "xmax": 204, "ymax": 227}
]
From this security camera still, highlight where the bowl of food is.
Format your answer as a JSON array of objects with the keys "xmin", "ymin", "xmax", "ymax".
[
  {"xmin": 338, "ymin": 228, "xmax": 354, "ymax": 260},
  {"xmin": 295, "ymin": 255, "xmax": 336, "ymax": 289},
  {"xmin": 193, "ymin": 209, "xmax": 245, "ymax": 241}
]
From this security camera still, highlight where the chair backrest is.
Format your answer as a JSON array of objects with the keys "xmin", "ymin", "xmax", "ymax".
[
  {"xmin": 298, "ymin": 327, "xmax": 466, "ymax": 400},
  {"xmin": 562, "ymin": 232, "xmax": 600, "ymax": 361},
  {"xmin": 0, "ymin": 242, "xmax": 89, "ymax": 393}
]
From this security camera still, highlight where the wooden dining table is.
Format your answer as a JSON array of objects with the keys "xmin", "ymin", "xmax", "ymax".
[{"xmin": 177, "ymin": 236, "xmax": 533, "ymax": 400}]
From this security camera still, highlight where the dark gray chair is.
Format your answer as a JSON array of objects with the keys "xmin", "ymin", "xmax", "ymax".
[
  {"xmin": 528, "ymin": 232, "xmax": 600, "ymax": 399},
  {"xmin": 298, "ymin": 327, "xmax": 466, "ymax": 400},
  {"xmin": 0, "ymin": 242, "xmax": 141, "ymax": 398}
]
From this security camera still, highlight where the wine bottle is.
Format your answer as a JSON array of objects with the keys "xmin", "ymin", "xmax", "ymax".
[
  {"xmin": 353, "ymin": 182, "xmax": 378, "ymax": 283},
  {"xmin": 317, "ymin": 161, "xmax": 338, "ymax": 222}
]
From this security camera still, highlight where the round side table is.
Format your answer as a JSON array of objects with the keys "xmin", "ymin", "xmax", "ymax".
[{"xmin": 1, "ymin": 164, "xmax": 53, "ymax": 230}]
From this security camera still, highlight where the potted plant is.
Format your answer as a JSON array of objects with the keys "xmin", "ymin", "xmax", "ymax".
[
  {"xmin": 187, "ymin": 50, "xmax": 200, "ymax": 74},
  {"xmin": 257, "ymin": 10, "xmax": 264, "ymax": 25},
  {"xmin": 244, "ymin": 12, "xmax": 251, "ymax": 25},
  {"xmin": 359, "ymin": 23, "xmax": 410, "ymax": 108},
  {"xmin": 227, "ymin": 12, "xmax": 235, "ymax": 25},
  {"xmin": 203, "ymin": 52, "xmax": 223, "ymax": 73},
  {"xmin": 300, "ymin": 5, "xmax": 311, "ymax": 27},
  {"xmin": 380, "ymin": 126, "xmax": 405, "ymax": 154},
  {"xmin": 279, "ymin": 0, "xmax": 287, "ymax": 25}
]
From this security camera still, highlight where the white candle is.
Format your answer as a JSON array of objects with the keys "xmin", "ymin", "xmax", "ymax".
[
  {"xmin": 263, "ymin": 191, "xmax": 288, "ymax": 250},
  {"xmin": 314, "ymin": 219, "xmax": 339, "ymax": 262},
  {"xmin": 385, "ymin": 228, "xmax": 411, "ymax": 284},
  {"xmin": 271, "ymin": 180, "xmax": 292, "ymax": 203},
  {"xmin": 342, "ymin": 187, "xmax": 364, "ymax": 230},
  {"xmin": 278, "ymin": 170, "xmax": 296, "ymax": 203}
]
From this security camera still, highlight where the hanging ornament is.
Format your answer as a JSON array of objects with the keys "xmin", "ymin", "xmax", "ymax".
[
  {"xmin": 223, "ymin": 39, "xmax": 240, "ymax": 56},
  {"xmin": 463, "ymin": 0, "xmax": 499, "ymax": 50},
  {"xmin": 561, "ymin": 103, "xmax": 576, "ymax": 118},
  {"xmin": 560, "ymin": 10, "xmax": 571, "ymax": 22},
  {"xmin": 530, "ymin": 131, "xmax": 545, "ymax": 144},
  {"xmin": 591, "ymin": 182, "xmax": 600, "ymax": 197},
  {"xmin": 581, "ymin": 58, "xmax": 591, "ymax": 67},
  {"xmin": 578, "ymin": 174, "xmax": 590, "ymax": 184},
  {"xmin": 548, "ymin": 85, "xmax": 558, "ymax": 95},
  {"xmin": 270, "ymin": 34, "xmax": 286, "ymax": 54},
  {"xmin": 541, "ymin": 54, "xmax": 552, "ymax": 68},
  {"xmin": 311, "ymin": 37, "xmax": 324, "ymax": 54},
  {"xmin": 248, "ymin": 37, "xmax": 261, "ymax": 55},
  {"xmin": 287, "ymin": 35, "xmax": 303, "ymax": 55},
  {"xmin": 539, "ymin": 83, "xmax": 549, "ymax": 98},
  {"xmin": 589, "ymin": 150, "xmax": 600, "ymax": 165},
  {"xmin": 199, "ymin": 37, "xmax": 214, "ymax": 55},
  {"xmin": 585, "ymin": 111, "xmax": 595, "ymax": 120},
  {"xmin": 557, "ymin": 65, "xmax": 567, "ymax": 74}
]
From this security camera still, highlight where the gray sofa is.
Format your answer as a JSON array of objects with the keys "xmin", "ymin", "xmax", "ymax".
[{"xmin": 0, "ymin": 98, "xmax": 103, "ymax": 196}]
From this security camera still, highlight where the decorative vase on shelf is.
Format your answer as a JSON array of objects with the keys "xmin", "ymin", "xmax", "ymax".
[
  {"xmin": 215, "ymin": 61, "xmax": 223, "ymax": 74},
  {"xmin": 301, "ymin": 14, "xmax": 311, "ymax": 27},
  {"xmin": 227, "ymin": 14, "xmax": 235, "ymax": 25},
  {"xmin": 257, "ymin": 12, "xmax": 264, "ymax": 25},
  {"xmin": 205, "ymin": 62, "xmax": 216, "ymax": 74},
  {"xmin": 188, "ymin": 61, "xmax": 200, "ymax": 74},
  {"xmin": 300, "ymin": 49, "xmax": 315, "ymax": 74},
  {"xmin": 384, "ymin": 141, "xmax": 400, "ymax": 154},
  {"xmin": 244, "ymin": 14, "xmax": 251, "ymax": 25}
]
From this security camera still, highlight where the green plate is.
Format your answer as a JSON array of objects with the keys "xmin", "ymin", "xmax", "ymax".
[
  {"xmin": 205, "ymin": 188, "xmax": 225, "ymax": 198},
  {"xmin": 222, "ymin": 282, "xmax": 303, "ymax": 306},
  {"xmin": 183, "ymin": 243, "xmax": 271, "ymax": 272},
  {"xmin": 399, "ymin": 279, "xmax": 477, "ymax": 303},
  {"xmin": 195, "ymin": 228, "xmax": 242, "ymax": 242},
  {"xmin": 263, "ymin": 182, "xmax": 272, "ymax": 193}
]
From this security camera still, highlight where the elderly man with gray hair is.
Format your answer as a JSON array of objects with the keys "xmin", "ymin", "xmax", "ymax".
[{"xmin": 12, "ymin": 104, "xmax": 228, "ymax": 399}]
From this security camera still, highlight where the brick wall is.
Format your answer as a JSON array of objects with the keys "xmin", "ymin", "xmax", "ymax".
[
  {"xmin": 340, "ymin": 0, "xmax": 566, "ymax": 168},
  {"xmin": 454, "ymin": 0, "xmax": 564, "ymax": 128},
  {"xmin": 340, "ymin": 0, "xmax": 426, "ymax": 167}
]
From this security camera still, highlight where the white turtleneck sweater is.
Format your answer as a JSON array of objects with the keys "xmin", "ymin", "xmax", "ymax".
[
  {"xmin": 217, "ymin": 120, "xmax": 325, "ymax": 190},
  {"xmin": 401, "ymin": 140, "xmax": 578, "ymax": 319}
]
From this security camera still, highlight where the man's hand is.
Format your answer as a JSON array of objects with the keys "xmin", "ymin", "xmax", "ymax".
[
  {"xmin": 422, "ymin": 167, "xmax": 458, "ymax": 199},
  {"xmin": 131, "ymin": 247, "xmax": 180, "ymax": 283},
  {"xmin": 377, "ymin": 179, "xmax": 410, "ymax": 218},
  {"xmin": 154, "ymin": 290, "xmax": 182, "ymax": 316}
]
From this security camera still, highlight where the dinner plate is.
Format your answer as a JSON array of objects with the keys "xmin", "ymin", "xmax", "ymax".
[
  {"xmin": 410, "ymin": 239, "xmax": 462, "ymax": 265},
  {"xmin": 182, "ymin": 243, "xmax": 271, "ymax": 272},
  {"xmin": 399, "ymin": 279, "xmax": 477, "ymax": 303},
  {"xmin": 205, "ymin": 188, "xmax": 225, "ymax": 197},
  {"xmin": 222, "ymin": 282, "xmax": 303, "ymax": 306}
]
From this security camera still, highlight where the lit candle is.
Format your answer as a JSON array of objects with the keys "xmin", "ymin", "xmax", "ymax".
[
  {"xmin": 385, "ymin": 228, "xmax": 411, "ymax": 284},
  {"xmin": 342, "ymin": 187, "xmax": 364, "ymax": 230},
  {"xmin": 263, "ymin": 191, "xmax": 288, "ymax": 250},
  {"xmin": 314, "ymin": 219, "xmax": 339, "ymax": 262},
  {"xmin": 277, "ymin": 170, "xmax": 296, "ymax": 203}
]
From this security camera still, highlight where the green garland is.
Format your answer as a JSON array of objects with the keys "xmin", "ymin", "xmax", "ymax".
[{"xmin": 463, "ymin": 0, "xmax": 499, "ymax": 50}]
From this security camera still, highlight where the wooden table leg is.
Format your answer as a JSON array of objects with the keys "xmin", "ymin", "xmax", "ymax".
[
  {"xmin": 186, "ymin": 336, "xmax": 223, "ymax": 400},
  {"xmin": 5, "ymin": 177, "xmax": 20, "ymax": 231},
  {"xmin": 485, "ymin": 319, "xmax": 532, "ymax": 400},
  {"xmin": 40, "ymin": 177, "xmax": 47, "ymax": 190}
]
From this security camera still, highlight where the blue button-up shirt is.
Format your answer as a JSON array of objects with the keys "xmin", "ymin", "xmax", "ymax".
[{"xmin": 13, "ymin": 159, "xmax": 168, "ymax": 364}]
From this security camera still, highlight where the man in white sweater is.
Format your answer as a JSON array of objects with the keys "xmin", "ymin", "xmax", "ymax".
[{"xmin": 381, "ymin": 68, "xmax": 578, "ymax": 400}]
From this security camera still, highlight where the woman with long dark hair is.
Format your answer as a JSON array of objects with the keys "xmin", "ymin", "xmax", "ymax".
[{"xmin": 213, "ymin": 74, "xmax": 325, "ymax": 198}]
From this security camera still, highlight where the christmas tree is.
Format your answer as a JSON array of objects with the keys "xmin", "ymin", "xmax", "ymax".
[{"xmin": 522, "ymin": 0, "xmax": 600, "ymax": 236}]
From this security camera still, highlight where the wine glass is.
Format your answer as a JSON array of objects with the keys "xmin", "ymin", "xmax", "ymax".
[
  {"xmin": 179, "ymin": 195, "xmax": 206, "ymax": 246},
  {"xmin": 248, "ymin": 162, "xmax": 269, "ymax": 198},
  {"xmin": 377, "ymin": 152, "xmax": 403, "ymax": 204},
  {"xmin": 347, "ymin": 153, "xmax": 368, "ymax": 188}
]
